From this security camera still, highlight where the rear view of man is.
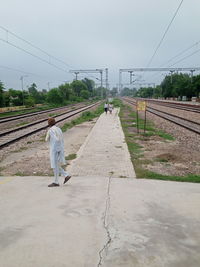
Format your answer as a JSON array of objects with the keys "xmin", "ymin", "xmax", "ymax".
[{"xmin": 45, "ymin": 117, "xmax": 71, "ymax": 187}]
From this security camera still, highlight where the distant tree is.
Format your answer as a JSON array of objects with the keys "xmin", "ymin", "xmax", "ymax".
[
  {"xmin": 80, "ymin": 89, "xmax": 89, "ymax": 99},
  {"xmin": 46, "ymin": 88, "xmax": 62, "ymax": 105},
  {"xmin": 25, "ymin": 96, "xmax": 35, "ymax": 107},
  {"xmin": 71, "ymin": 80, "xmax": 87, "ymax": 97},
  {"xmin": 28, "ymin": 83, "xmax": 41, "ymax": 103},
  {"xmin": 120, "ymin": 87, "xmax": 137, "ymax": 97},
  {"xmin": 3, "ymin": 91, "xmax": 11, "ymax": 107},
  {"xmin": 0, "ymin": 81, "xmax": 5, "ymax": 107},
  {"xmin": 8, "ymin": 88, "xmax": 23, "ymax": 106},
  {"xmin": 82, "ymin": 78, "xmax": 95, "ymax": 95},
  {"xmin": 58, "ymin": 83, "xmax": 72, "ymax": 101},
  {"xmin": 110, "ymin": 87, "xmax": 118, "ymax": 97}
]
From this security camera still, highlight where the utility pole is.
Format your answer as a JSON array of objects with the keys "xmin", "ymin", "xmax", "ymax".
[
  {"xmin": 100, "ymin": 70, "xmax": 103, "ymax": 98},
  {"xmin": 75, "ymin": 72, "xmax": 79, "ymax": 81},
  {"xmin": 105, "ymin": 68, "xmax": 108, "ymax": 98},
  {"xmin": 169, "ymin": 70, "xmax": 175, "ymax": 84},
  {"xmin": 47, "ymin": 82, "xmax": 50, "ymax": 91},
  {"xmin": 190, "ymin": 69, "xmax": 195, "ymax": 83}
]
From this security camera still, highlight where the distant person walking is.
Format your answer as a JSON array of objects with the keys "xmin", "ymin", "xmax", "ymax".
[
  {"xmin": 45, "ymin": 117, "xmax": 71, "ymax": 187},
  {"xmin": 104, "ymin": 102, "xmax": 108, "ymax": 114},
  {"xmin": 108, "ymin": 103, "xmax": 113, "ymax": 114}
]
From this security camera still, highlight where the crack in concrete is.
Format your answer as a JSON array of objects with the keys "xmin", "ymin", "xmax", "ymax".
[{"xmin": 97, "ymin": 174, "xmax": 112, "ymax": 267}]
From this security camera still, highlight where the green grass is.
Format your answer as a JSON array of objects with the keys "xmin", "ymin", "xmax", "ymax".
[
  {"xmin": 13, "ymin": 147, "xmax": 28, "ymax": 153},
  {"xmin": 62, "ymin": 104, "xmax": 104, "ymax": 132},
  {"xmin": 137, "ymin": 169, "xmax": 200, "ymax": 183},
  {"xmin": 65, "ymin": 154, "xmax": 77, "ymax": 160},
  {"xmin": 16, "ymin": 122, "xmax": 28, "ymax": 127}
]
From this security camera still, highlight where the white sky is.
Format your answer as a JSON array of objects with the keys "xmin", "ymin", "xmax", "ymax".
[{"xmin": 0, "ymin": 0, "xmax": 200, "ymax": 90}]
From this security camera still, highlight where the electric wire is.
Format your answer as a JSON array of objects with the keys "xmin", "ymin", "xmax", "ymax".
[
  {"xmin": 0, "ymin": 37, "xmax": 68, "ymax": 73},
  {"xmin": 146, "ymin": 41, "xmax": 200, "ymax": 81},
  {"xmin": 145, "ymin": 0, "xmax": 184, "ymax": 68},
  {"xmin": 0, "ymin": 25, "xmax": 73, "ymax": 69}
]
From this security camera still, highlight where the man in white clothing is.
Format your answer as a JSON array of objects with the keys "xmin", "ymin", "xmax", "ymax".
[{"xmin": 45, "ymin": 117, "xmax": 71, "ymax": 187}]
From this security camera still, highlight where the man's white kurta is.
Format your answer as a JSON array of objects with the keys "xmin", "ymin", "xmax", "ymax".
[{"xmin": 45, "ymin": 125, "xmax": 66, "ymax": 168}]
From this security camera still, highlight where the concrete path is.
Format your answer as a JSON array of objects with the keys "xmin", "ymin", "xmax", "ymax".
[
  {"xmin": 68, "ymin": 108, "xmax": 136, "ymax": 178},
  {"xmin": 0, "ymin": 108, "xmax": 200, "ymax": 267}
]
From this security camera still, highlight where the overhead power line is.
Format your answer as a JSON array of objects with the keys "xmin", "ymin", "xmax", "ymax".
[
  {"xmin": 169, "ymin": 47, "xmax": 200, "ymax": 67},
  {"xmin": 0, "ymin": 25, "xmax": 73, "ymax": 69},
  {"xmin": 0, "ymin": 37, "xmax": 68, "ymax": 73},
  {"xmin": 0, "ymin": 64, "xmax": 40, "ymax": 76},
  {"xmin": 146, "ymin": 40, "xmax": 200, "ymax": 81},
  {"xmin": 146, "ymin": 0, "xmax": 184, "ymax": 68}
]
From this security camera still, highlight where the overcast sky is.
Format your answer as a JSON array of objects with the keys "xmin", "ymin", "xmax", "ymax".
[{"xmin": 0, "ymin": 0, "xmax": 200, "ymax": 91}]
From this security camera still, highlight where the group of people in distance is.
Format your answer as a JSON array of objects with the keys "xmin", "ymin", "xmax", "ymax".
[{"xmin": 104, "ymin": 102, "xmax": 113, "ymax": 114}]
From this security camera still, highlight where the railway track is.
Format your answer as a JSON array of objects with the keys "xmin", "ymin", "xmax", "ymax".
[
  {"xmin": 0, "ymin": 102, "xmax": 100, "ymax": 149},
  {"xmin": 122, "ymin": 97, "xmax": 200, "ymax": 135},
  {"xmin": 135, "ymin": 98, "xmax": 200, "ymax": 113},
  {"xmin": 0, "ymin": 103, "xmax": 81, "ymax": 123}
]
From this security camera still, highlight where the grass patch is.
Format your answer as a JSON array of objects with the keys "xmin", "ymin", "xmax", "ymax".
[
  {"xmin": 13, "ymin": 147, "xmax": 28, "ymax": 153},
  {"xmin": 137, "ymin": 169, "xmax": 200, "ymax": 183},
  {"xmin": 62, "ymin": 104, "xmax": 104, "ymax": 132},
  {"xmin": 16, "ymin": 122, "xmax": 28, "ymax": 127},
  {"xmin": 155, "ymin": 130, "xmax": 175, "ymax": 141},
  {"xmin": 65, "ymin": 154, "xmax": 77, "ymax": 160},
  {"xmin": 155, "ymin": 157, "xmax": 169, "ymax": 163},
  {"xmin": 0, "ymin": 167, "xmax": 5, "ymax": 176}
]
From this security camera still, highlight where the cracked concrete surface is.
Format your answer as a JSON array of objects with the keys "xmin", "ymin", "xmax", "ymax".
[{"xmin": 0, "ymin": 108, "xmax": 200, "ymax": 266}]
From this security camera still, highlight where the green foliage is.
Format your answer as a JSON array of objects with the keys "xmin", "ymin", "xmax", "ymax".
[
  {"xmin": 0, "ymin": 81, "xmax": 5, "ymax": 107},
  {"xmin": 80, "ymin": 89, "xmax": 89, "ymax": 99},
  {"xmin": 65, "ymin": 154, "xmax": 77, "ymax": 160},
  {"xmin": 25, "ymin": 96, "xmax": 35, "ymax": 107},
  {"xmin": 120, "ymin": 87, "xmax": 137, "ymax": 97},
  {"xmin": 71, "ymin": 80, "xmax": 87, "ymax": 97},
  {"xmin": 121, "ymin": 73, "xmax": 200, "ymax": 99},
  {"xmin": 46, "ymin": 88, "xmax": 63, "ymax": 104},
  {"xmin": 82, "ymin": 78, "xmax": 95, "ymax": 95},
  {"xmin": 61, "ymin": 104, "xmax": 104, "ymax": 132}
]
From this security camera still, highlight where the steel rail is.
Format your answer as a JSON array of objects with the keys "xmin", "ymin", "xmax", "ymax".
[
  {"xmin": 0, "ymin": 104, "xmax": 88, "ymax": 138},
  {"xmin": 0, "ymin": 102, "xmax": 100, "ymax": 149},
  {"xmin": 0, "ymin": 103, "xmax": 79, "ymax": 123},
  {"xmin": 122, "ymin": 98, "xmax": 200, "ymax": 135}
]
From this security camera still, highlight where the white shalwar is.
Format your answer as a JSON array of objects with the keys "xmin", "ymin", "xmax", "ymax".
[{"xmin": 45, "ymin": 125, "xmax": 70, "ymax": 184}]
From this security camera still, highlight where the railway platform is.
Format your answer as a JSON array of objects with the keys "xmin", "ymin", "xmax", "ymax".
[{"xmin": 0, "ymin": 108, "xmax": 200, "ymax": 267}]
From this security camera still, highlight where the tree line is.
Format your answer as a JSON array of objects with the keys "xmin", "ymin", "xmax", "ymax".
[
  {"xmin": 0, "ymin": 78, "xmax": 108, "ymax": 108},
  {"xmin": 120, "ymin": 73, "xmax": 200, "ymax": 100}
]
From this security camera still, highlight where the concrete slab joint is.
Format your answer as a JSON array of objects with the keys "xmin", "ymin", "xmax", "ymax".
[{"xmin": 97, "ymin": 174, "xmax": 112, "ymax": 267}]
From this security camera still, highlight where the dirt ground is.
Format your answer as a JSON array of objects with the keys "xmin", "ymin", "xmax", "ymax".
[
  {"xmin": 0, "ymin": 120, "xmax": 97, "ymax": 176},
  {"xmin": 138, "ymin": 135, "xmax": 200, "ymax": 176}
]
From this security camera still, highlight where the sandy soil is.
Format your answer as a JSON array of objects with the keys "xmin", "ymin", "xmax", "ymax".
[{"xmin": 0, "ymin": 120, "xmax": 96, "ymax": 176}]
